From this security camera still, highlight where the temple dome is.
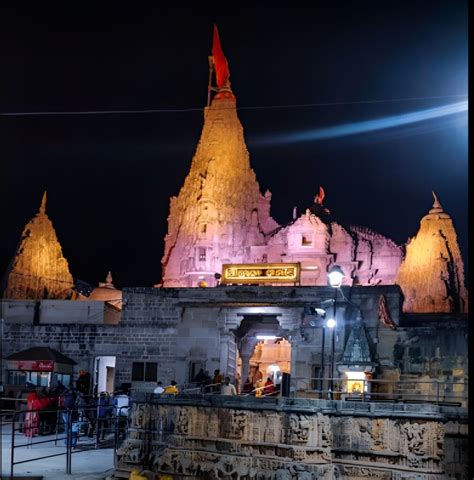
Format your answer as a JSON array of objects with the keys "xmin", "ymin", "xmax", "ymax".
[{"xmin": 82, "ymin": 271, "xmax": 122, "ymax": 310}]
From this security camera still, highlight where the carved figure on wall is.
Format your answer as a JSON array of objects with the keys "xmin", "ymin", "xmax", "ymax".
[
  {"xmin": 275, "ymin": 468, "xmax": 293, "ymax": 480},
  {"xmin": 370, "ymin": 419, "xmax": 385, "ymax": 450},
  {"xmin": 229, "ymin": 410, "xmax": 247, "ymax": 439},
  {"xmin": 317, "ymin": 413, "xmax": 332, "ymax": 449},
  {"xmin": 289, "ymin": 413, "xmax": 311, "ymax": 443},
  {"xmin": 207, "ymin": 415, "xmax": 219, "ymax": 438},
  {"xmin": 176, "ymin": 408, "xmax": 190, "ymax": 435},
  {"xmin": 401, "ymin": 422, "xmax": 426, "ymax": 456},
  {"xmin": 116, "ymin": 439, "xmax": 145, "ymax": 464},
  {"xmin": 214, "ymin": 455, "xmax": 254, "ymax": 479}
]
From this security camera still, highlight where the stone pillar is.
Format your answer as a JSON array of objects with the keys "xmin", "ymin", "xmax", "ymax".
[
  {"xmin": 289, "ymin": 329, "xmax": 304, "ymax": 393},
  {"xmin": 219, "ymin": 331, "xmax": 233, "ymax": 377},
  {"xmin": 238, "ymin": 338, "xmax": 259, "ymax": 391},
  {"xmin": 240, "ymin": 354, "xmax": 251, "ymax": 390}
]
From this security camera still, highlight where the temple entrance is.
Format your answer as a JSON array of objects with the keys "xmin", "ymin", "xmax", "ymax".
[
  {"xmin": 233, "ymin": 315, "xmax": 291, "ymax": 394},
  {"xmin": 243, "ymin": 338, "xmax": 291, "ymax": 391}
]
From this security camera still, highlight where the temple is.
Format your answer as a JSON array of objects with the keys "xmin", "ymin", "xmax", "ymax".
[
  {"xmin": 396, "ymin": 192, "xmax": 468, "ymax": 313},
  {"xmin": 0, "ymin": 26, "xmax": 469, "ymax": 479},
  {"xmin": 2, "ymin": 191, "xmax": 73, "ymax": 300},
  {"xmin": 162, "ymin": 26, "xmax": 404, "ymax": 289}
]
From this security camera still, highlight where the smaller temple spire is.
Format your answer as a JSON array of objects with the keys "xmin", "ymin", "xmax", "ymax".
[
  {"xmin": 106, "ymin": 271, "xmax": 113, "ymax": 285},
  {"xmin": 39, "ymin": 191, "xmax": 47, "ymax": 215}
]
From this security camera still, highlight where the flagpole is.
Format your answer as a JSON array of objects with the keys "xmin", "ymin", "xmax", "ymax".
[{"xmin": 207, "ymin": 56, "xmax": 214, "ymax": 107}]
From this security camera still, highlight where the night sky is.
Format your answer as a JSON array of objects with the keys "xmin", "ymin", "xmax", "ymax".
[{"xmin": 1, "ymin": 3, "xmax": 468, "ymax": 289}]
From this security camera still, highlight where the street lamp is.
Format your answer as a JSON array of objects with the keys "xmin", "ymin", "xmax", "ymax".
[{"xmin": 327, "ymin": 264, "xmax": 345, "ymax": 396}]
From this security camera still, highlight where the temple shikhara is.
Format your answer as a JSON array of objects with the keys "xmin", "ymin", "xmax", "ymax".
[
  {"xmin": 1, "ymin": 26, "xmax": 468, "ymax": 479},
  {"xmin": 2, "ymin": 191, "xmax": 74, "ymax": 300}
]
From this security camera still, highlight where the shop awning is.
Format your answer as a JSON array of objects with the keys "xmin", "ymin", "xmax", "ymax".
[{"xmin": 5, "ymin": 347, "xmax": 76, "ymax": 365}]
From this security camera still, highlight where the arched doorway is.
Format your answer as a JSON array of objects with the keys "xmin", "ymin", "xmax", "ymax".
[{"xmin": 232, "ymin": 315, "xmax": 291, "ymax": 393}]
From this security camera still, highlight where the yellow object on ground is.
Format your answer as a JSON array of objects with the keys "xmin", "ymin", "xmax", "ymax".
[{"xmin": 130, "ymin": 470, "xmax": 148, "ymax": 480}]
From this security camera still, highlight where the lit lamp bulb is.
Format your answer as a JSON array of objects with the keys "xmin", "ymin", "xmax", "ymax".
[
  {"xmin": 327, "ymin": 265, "xmax": 345, "ymax": 288},
  {"xmin": 326, "ymin": 318, "xmax": 337, "ymax": 329}
]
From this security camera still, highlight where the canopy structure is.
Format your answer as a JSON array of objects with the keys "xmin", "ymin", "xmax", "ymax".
[
  {"xmin": 5, "ymin": 347, "xmax": 76, "ymax": 388},
  {"xmin": 6, "ymin": 347, "xmax": 76, "ymax": 365}
]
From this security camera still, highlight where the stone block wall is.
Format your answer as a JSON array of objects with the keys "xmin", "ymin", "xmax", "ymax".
[{"xmin": 1, "ymin": 287, "xmax": 467, "ymax": 399}]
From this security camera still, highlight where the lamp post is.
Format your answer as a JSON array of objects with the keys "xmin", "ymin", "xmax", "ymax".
[{"xmin": 327, "ymin": 265, "xmax": 345, "ymax": 397}]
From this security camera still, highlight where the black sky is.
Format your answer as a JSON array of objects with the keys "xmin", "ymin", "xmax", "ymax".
[{"xmin": 0, "ymin": 3, "xmax": 468, "ymax": 288}]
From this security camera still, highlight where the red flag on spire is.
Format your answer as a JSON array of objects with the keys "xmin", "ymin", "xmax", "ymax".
[{"xmin": 212, "ymin": 24, "xmax": 230, "ymax": 88}]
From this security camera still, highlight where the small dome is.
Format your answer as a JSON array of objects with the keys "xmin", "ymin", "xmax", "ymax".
[{"xmin": 88, "ymin": 287, "xmax": 122, "ymax": 310}]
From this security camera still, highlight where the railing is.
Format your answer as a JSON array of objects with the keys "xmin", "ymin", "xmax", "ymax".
[
  {"xmin": 296, "ymin": 377, "xmax": 468, "ymax": 407},
  {"xmin": 135, "ymin": 377, "xmax": 467, "ymax": 408},
  {"xmin": 1, "ymin": 398, "xmax": 124, "ymax": 478}
]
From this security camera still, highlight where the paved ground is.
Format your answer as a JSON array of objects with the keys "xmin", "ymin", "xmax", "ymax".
[{"xmin": 1, "ymin": 424, "xmax": 115, "ymax": 479}]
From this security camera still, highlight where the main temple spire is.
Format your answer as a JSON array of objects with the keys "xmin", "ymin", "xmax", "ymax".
[{"xmin": 161, "ymin": 27, "xmax": 279, "ymax": 287}]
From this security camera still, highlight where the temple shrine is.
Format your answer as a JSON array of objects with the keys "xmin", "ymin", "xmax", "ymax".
[{"xmin": 0, "ymin": 26, "xmax": 468, "ymax": 479}]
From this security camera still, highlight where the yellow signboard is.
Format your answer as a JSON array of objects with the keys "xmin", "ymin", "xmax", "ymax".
[{"xmin": 221, "ymin": 263, "xmax": 300, "ymax": 284}]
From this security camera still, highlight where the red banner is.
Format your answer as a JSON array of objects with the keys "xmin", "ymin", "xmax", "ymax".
[
  {"xmin": 17, "ymin": 360, "xmax": 54, "ymax": 371},
  {"xmin": 212, "ymin": 24, "xmax": 230, "ymax": 88}
]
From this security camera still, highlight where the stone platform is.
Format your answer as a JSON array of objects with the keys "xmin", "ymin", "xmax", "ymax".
[{"xmin": 115, "ymin": 396, "xmax": 467, "ymax": 479}]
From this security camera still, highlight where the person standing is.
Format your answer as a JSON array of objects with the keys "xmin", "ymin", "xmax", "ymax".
[
  {"xmin": 97, "ymin": 392, "xmax": 112, "ymax": 441},
  {"xmin": 164, "ymin": 381, "xmax": 179, "ymax": 395},
  {"xmin": 202, "ymin": 371, "xmax": 212, "ymax": 393},
  {"xmin": 212, "ymin": 370, "xmax": 223, "ymax": 393},
  {"xmin": 24, "ymin": 391, "xmax": 40, "ymax": 438},
  {"xmin": 242, "ymin": 376, "xmax": 254, "ymax": 394},
  {"xmin": 154, "ymin": 382, "xmax": 165, "ymax": 395},
  {"xmin": 220, "ymin": 377, "xmax": 237, "ymax": 395},
  {"xmin": 264, "ymin": 377, "xmax": 275, "ymax": 396}
]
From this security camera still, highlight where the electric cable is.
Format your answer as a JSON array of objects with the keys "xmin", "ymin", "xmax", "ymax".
[{"xmin": 0, "ymin": 94, "xmax": 467, "ymax": 116}]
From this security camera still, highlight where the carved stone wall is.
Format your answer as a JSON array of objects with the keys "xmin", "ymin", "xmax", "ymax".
[{"xmin": 116, "ymin": 397, "xmax": 457, "ymax": 479}]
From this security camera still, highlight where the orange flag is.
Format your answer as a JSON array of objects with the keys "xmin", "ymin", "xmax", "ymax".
[{"xmin": 212, "ymin": 24, "xmax": 230, "ymax": 88}]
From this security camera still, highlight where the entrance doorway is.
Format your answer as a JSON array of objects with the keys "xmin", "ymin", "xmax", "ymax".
[
  {"xmin": 233, "ymin": 315, "xmax": 291, "ymax": 393},
  {"xmin": 247, "ymin": 338, "xmax": 291, "ymax": 388},
  {"xmin": 94, "ymin": 356, "xmax": 116, "ymax": 394}
]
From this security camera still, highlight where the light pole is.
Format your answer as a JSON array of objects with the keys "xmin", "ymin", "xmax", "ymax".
[{"xmin": 327, "ymin": 265, "xmax": 345, "ymax": 397}]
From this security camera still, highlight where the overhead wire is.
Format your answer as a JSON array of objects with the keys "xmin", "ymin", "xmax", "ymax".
[{"xmin": 0, "ymin": 94, "xmax": 467, "ymax": 117}]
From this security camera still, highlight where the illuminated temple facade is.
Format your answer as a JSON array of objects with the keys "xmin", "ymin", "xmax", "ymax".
[
  {"xmin": 0, "ymin": 27, "xmax": 469, "ymax": 479},
  {"xmin": 159, "ymin": 34, "xmax": 467, "ymax": 320},
  {"xmin": 161, "ymin": 71, "xmax": 403, "ymax": 290}
]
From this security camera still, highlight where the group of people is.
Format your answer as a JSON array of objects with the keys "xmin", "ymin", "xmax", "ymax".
[
  {"xmin": 153, "ymin": 380, "xmax": 179, "ymax": 395},
  {"xmin": 153, "ymin": 369, "xmax": 279, "ymax": 397},
  {"xmin": 22, "ymin": 386, "xmax": 119, "ymax": 448},
  {"xmin": 242, "ymin": 376, "xmax": 279, "ymax": 397},
  {"xmin": 23, "ymin": 384, "xmax": 68, "ymax": 437}
]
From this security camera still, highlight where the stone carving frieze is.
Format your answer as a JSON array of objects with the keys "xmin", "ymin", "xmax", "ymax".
[{"xmin": 117, "ymin": 402, "xmax": 448, "ymax": 479}]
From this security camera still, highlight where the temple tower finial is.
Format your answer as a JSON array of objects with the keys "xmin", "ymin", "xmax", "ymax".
[
  {"xmin": 431, "ymin": 190, "xmax": 443, "ymax": 211},
  {"xmin": 39, "ymin": 191, "xmax": 47, "ymax": 215}
]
